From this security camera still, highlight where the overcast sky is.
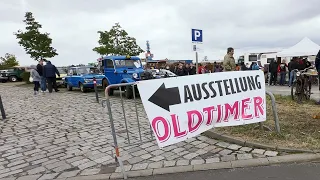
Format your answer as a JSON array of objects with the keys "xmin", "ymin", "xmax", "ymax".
[{"xmin": 1, "ymin": 0, "xmax": 320, "ymax": 66}]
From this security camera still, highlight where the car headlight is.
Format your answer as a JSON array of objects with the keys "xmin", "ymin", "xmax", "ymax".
[
  {"xmin": 132, "ymin": 73, "xmax": 138, "ymax": 79},
  {"xmin": 296, "ymin": 72, "xmax": 301, "ymax": 77},
  {"xmin": 84, "ymin": 79, "xmax": 93, "ymax": 83}
]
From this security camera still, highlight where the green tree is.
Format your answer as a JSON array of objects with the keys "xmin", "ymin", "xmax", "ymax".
[
  {"xmin": 0, "ymin": 53, "xmax": 19, "ymax": 70},
  {"xmin": 14, "ymin": 12, "xmax": 58, "ymax": 61},
  {"xmin": 93, "ymin": 23, "xmax": 144, "ymax": 56}
]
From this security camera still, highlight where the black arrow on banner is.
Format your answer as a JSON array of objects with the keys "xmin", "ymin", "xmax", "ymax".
[{"xmin": 148, "ymin": 83, "xmax": 181, "ymax": 111}]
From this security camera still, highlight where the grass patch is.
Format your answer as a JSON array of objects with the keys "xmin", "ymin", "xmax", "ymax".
[{"xmin": 216, "ymin": 94, "xmax": 320, "ymax": 150}]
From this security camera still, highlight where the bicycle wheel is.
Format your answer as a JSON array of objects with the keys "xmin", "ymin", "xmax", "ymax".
[
  {"xmin": 291, "ymin": 81, "xmax": 299, "ymax": 101},
  {"xmin": 304, "ymin": 80, "xmax": 312, "ymax": 100}
]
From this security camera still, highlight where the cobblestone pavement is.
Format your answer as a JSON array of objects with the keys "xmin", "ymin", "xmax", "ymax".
[{"xmin": 0, "ymin": 83, "xmax": 280, "ymax": 179}]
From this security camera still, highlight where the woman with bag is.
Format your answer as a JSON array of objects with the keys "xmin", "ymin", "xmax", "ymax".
[{"xmin": 29, "ymin": 65, "xmax": 41, "ymax": 95}]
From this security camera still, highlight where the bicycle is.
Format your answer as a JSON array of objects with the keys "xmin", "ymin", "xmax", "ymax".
[{"xmin": 291, "ymin": 67, "xmax": 316, "ymax": 103}]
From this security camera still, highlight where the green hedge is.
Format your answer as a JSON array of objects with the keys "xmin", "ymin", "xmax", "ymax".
[{"xmin": 21, "ymin": 72, "xmax": 32, "ymax": 84}]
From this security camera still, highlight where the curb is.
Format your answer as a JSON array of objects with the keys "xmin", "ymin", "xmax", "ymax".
[
  {"xmin": 60, "ymin": 153, "xmax": 320, "ymax": 180},
  {"xmin": 203, "ymin": 130, "xmax": 316, "ymax": 153}
]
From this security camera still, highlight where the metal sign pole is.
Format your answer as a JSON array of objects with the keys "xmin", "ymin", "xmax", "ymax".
[
  {"xmin": 196, "ymin": 51, "xmax": 199, "ymax": 74},
  {"xmin": 93, "ymin": 77, "xmax": 99, "ymax": 103}
]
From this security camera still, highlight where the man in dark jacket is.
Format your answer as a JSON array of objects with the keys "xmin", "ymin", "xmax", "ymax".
[
  {"xmin": 269, "ymin": 60, "xmax": 278, "ymax": 86},
  {"xmin": 43, "ymin": 61, "xmax": 60, "ymax": 93}
]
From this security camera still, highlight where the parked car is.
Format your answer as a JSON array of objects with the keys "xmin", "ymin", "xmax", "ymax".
[
  {"xmin": 99, "ymin": 55, "xmax": 153, "ymax": 98},
  {"xmin": 0, "ymin": 67, "xmax": 25, "ymax": 82},
  {"xmin": 56, "ymin": 67, "xmax": 68, "ymax": 87},
  {"xmin": 63, "ymin": 66, "xmax": 106, "ymax": 93}
]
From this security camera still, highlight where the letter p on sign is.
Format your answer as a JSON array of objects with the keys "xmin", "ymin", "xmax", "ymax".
[{"xmin": 192, "ymin": 29, "xmax": 203, "ymax": 43}]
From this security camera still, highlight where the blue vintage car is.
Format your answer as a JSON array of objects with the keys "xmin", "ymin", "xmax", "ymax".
[
  {"xmin": 64, "ymin": 66, "xmax": 106, "ymax": 93},
  {"xmin": 100, "ymin": 55, "xmax": 151, "ymax": 98}
]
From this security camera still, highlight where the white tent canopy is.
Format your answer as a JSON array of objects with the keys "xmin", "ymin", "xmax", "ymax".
[{"xmin": 277, "ymin": 37, "xmax": 320, "ymax": 57}]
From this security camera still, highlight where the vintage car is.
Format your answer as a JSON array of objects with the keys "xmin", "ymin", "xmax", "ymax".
[
  {"xmin": 63, "ymin": 66, "xmax": 106, "ymax": 92},
  {"xmin": 99, "ymin": 55, "xmax": 152, "ymax": 99},
  {"xmin": 0, "ymin": 67, "xmax": 25, "ymax": 82}
]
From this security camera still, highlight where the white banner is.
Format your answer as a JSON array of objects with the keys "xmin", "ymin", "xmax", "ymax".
[{"xmin": 137, "ymin": 70, "xmax": 266, "ymax": 148}]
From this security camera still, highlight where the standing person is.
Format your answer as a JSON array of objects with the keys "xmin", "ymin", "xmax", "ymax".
[
  {"xmin": 37, "ymin": 59, "xmax": 46, "ymax": 93},
  {"xmin": 235, "ymin": 64, "xmax": 241, "ymax": 71},
  {"xmin": 223, "ymin": 47, "xmax": 236, "ymax": 71},
  {"xmin": 43, "ymin": 61, "xmax": 60, "ymax": 93},
  {"xmin": 269, "ymin": 60, "xmax": 278, "ymax": 86},
  {"xmin": 183, "ymin": 63, "xmax": 191, "ymax": 75},
  {"xmin": 215, "ymin": 63, "xmax": 223, "ymax": 72},
  {"xmin": 288, "ymin": 58, "xmax": 294, "ymax": 82},
  {"xmin": 251, "ymin": 62, "xmax": 260, "ymax": 70},
  {"xmin": 175, "ymin": 63, "xmax": 185, "ymax": 76},
  {"xmin": 315, "ymin": 50, "xmax": 320, "ymax": 91},
  {"xmin": 278, "ymin": 60, "xmax": 287, "ymax": 86},
  {"xmin": 288, "ymin": 58, "xmax": 300, "ymax": 87},
  {"xmin": 189, "ymin": 63, "xmax": 196, "ymax": 75},
  {"xmin": 30, "ymin": 65, "xmax": 41, "ymax": 95}
]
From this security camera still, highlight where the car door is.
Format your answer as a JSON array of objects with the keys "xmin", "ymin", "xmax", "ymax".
[{"xmin": 104, "ymin": 59, "xmax": 118, "ymax": 84}]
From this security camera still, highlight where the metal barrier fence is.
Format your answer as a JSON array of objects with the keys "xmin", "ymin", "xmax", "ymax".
[{"xmin": 102, "ymin": 83, "xmax": 281, "ymax": 179}]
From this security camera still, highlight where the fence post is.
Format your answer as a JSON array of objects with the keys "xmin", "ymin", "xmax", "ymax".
[
  {"xmin": 93, "ymin": 77, "xmax": 99, "ymax": 103},
  {"xmin": 266, "ymin": 91, "xmax": 281, "ymax": 134},
  {"xmin": 0, "ymin": 95, "xmax": 6, "ymax": 120}
]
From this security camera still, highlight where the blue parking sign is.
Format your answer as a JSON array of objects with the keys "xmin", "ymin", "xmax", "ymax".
[{"xmin": 192, "ymin": 29, "xmax": 203, "ymax": 43}]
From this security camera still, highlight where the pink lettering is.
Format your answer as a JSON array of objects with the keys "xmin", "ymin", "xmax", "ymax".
[
  {"xmin": 203, "ymin": 106, "xmax": 216, "ymax": 126},
  {"xmin": 187, "ymin": 110, "xmax": 203, "ymax": 133},
  {"xmin": 253, "ymin": 96, "xmax": 264, "ymax": 118},
  {"xmin": 171, "ymin": 115, "xmax": 187, "ymax": 138},
  {"xmin": 151, "ymin": 116, "xmax": 171, "ymax": 142},
  {"xmin": 241, "ymin": 98, "xmax": 253, "ymax": 120},
  {"xmin": 224, "ymin": 101, "xmax": 240, "ymax": 121},
  {"xmin": 216, "ymin": 105, "xmax": 223, "ymax": 123}
]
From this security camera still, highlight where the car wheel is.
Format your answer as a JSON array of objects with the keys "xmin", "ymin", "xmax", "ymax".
[
  {"xmin": 67, "ymin": 83, "xmax": 72, "ymax": 91},
  {"xmin": 79, "ymin": 83, "xmax": 86, "ymax": 93},
  {"xmin": 125, "ymin": 85, "xmax": 133, "ymax": 99},
  {"xmin": 9, "ymin": 76, "xmax": 18, "ymax": 82},
  {"xmin": 102, "ymin": 79, "xmax": 113, "ymax": 96}
]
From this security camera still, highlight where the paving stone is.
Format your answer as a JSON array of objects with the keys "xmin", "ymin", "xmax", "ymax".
[
  {"xmin": 140, "ymin": 154, "xmax": 152, "ymax": 160},
  {"xmin": 115, "ymin": 165, "xmax": 132, "ymax": 172},
  {"xmin": 164, "ymin": 161, "xmax": 176, "ymax": 167},
  {"xmin": 127, "ymin": 157, "xmax": 144, "ymax": 164},
  {"xmin": 140, "ymin": 142, "xmax": 154, "ymax": 149},
  {"xmin": 219, "ymin": 149, "xmax": 233, "ymax": 156},
  {"xmin": 176, "ymin": 160, "xmax": 189, "ymax": 166},
  {"xmin": 252, "ymin": 149, "xmax": 266, "ymax": 155},
  {"xmin": 131, "ymin": 163, "xmax": 149, "ymax": 171},
  {"xmin": 93, "ymin": 155, "xmax": 113, "ymax": 163},
  {"xmin": 205, "ymin": 157, "xmax": 220, "ymax": 164},
  {"xmin": 131, "ymin": 150, "xmax": 148, "ymax": 157},
  {"xmin": 253, "ymin": 154, "xmax": 267, "ymax": 158},
  {"xmin": 227, "ymin": 144, "xmax": 242, "ymax": 150},
  {"xmin": 71, "ymin": 159, "xmax": 90, "ymax": 167},
  {"xmin": 27, "ymin": 166, "xmax": 46, "ymax": 175},
  {"xmin": 240, "ymin": 147, "xmax": 253, "ymax": 152},
  {"xmin": 57, "ymin": 170, "xmax": 80, "ymax": 178},
  {"xmin": 7, "ymin": 160, "xmax": 25, "ymax": 168},
  {"xmin": 38, "ymin": 173, "xmax": 59, "ymax": 180},
  {"xmin": 78, "ymin": 161, "xmax": 97, "ymax": 170},
  {"xmin": 216, "ymin": 142, "xmax": 230, "ymax": 148},
  {"xmin": 237, "ymin": 153, "xmax": 253, "ymax": 160},
  {"xmin": 147, "ymin": 161, "xmax": 163, "ymax": 169},
  {"xmin": 190, "ymin": 159, "xmax": 205, "ymax": 165},
  {"xmin": 221, "ymin": 155, "xmax": 236, "ymax": 162},
  {"xmin": 183, "ymin": 153, "xmax": 199, "ymax": 160},
  {"xmin": 16, "ymin": 175, "xmax": 42, "ymax": 180},
  {"xmin": 80, "ymin": 168, "xmax": 101, "ymax": 176},
  {"xmin": 264, "ymin": 151, "xmax": 278, "ymax": 157},
  {"xmin": 197, "ymin": 143, "xmax": 209, "ymax": 149},
  {"xmin": 150, "ymin": 150, "xmax": 164, "ymax": 156},
  {"xmin": 150, "ymin": 156, "xmax": 165, "ymax": 162}
]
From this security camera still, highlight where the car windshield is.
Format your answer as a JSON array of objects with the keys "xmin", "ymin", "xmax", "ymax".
[
  {"xmin": 114, "ymin": 60, "xmax": 141, "ymax": 68},
  {"xmin": 57, "ymin": 67, "xmax": 68, "ymax": 74},
  {"xmin": 77, "ymin": 67, "xmax": 100, "ymax": 74}
]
